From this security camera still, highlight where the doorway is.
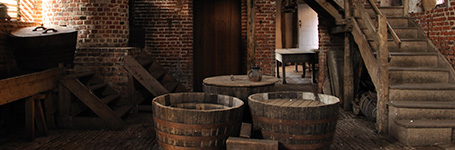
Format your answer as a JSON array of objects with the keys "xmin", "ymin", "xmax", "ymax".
[{"xmin": 193, "ymin": 0, "xmax": 242, "ymax": 91}]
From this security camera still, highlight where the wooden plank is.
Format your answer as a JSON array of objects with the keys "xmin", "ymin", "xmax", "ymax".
[
  {"xmin": 387, "ymin": 22, "xmax": 401, "ymax": 48},
  {"xmin": 247, "ymin": 0, "xmax": 256, "ymax": 70},
  {"xmin": 403, "ymin": 0, "xmax": 409, "ymax": 17},
  {"xmin": 315, "ymin": 0, "xmax": 343, "ymax": 19},
  {"xmin": 44, "ymin": 92, "xmax": 56, "ymax": 129},
  {"xmin": 123, "ymin": 55, "xmax": 169, "ymax": 96},
  {"xmin": 226, "ymin": 137, "xmax": 278, "ymax": 150},
  {"xmin": 60, "ymin": 79, "xmax": 125, "ymax": 129},
  {"xmin": 240, "ymin": 123, "xmax": 252, "ymax": 138},
  {"xmin": 351, "ymin": 19, "xmax": 379, "ymax": 88},
  {"xmin": 377, "ymin": 14, "xmax": 389, "ymax": 134},
  {"xmin": 34, "ymin": 98, "xmax": 48, "ymax": 135},
  {"xmin": 275, "ymin": 0, "xmax": 282, "ymax": 49},
  {"xmin": 25, "ymin": 97, "xmax": 35, "ymax": 141},
  {"xmin": 57, "ymin": 83, "xmax": 71, "ymax": 128},
  {"xmin": 0, "ymin": 68, "xmax": 63, "ymax": 105},
  {"xmin": 343, "ymin": 33, "xmax": 354, "ymax": 111}
]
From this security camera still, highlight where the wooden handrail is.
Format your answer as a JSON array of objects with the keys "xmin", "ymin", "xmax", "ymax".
[
  {"xmin": 387, "ymin": 22, "xmax": 402, "ymax": 48},
  {"xmin": 367, "ymin": 0, "xmax": 383, "ymax": 16}
]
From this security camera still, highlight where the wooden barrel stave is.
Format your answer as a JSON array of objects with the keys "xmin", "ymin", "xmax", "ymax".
[
  {"xmin": 249, "ymin": 92, "xmax": 340, "ymax": 150},
  {"xmin": 153, "ymin": 92, "xmax": 244, "ymax": 149}
]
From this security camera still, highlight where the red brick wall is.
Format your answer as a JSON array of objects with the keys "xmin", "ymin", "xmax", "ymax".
[
  {"xmin": 254, "ymin": 0, "xmax": 277, "ymax": 75},
  {"xmin": 42, "ymin": 0, "xmax": 129, "ymax": 47},
  {"xmin": 131, "ymin": 0, "xmax": 193, "ymax": 90},
  {"xmin": 0, "ymin": 21, "xmax": 39, "ymax": 79},
  {"xmin": 411, "ymin": 1, "xmax": 455, "ymax": 67},
  {"xmin": 318, "ymin": 16, "xmax": 344, "ymax": 83}
]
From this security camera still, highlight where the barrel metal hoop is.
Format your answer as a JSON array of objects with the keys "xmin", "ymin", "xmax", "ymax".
[
  {"xmin": 155, "ymin": 129, "xmax": 230, "ymax": 142},
  {"xmin": 282, "ymin": 141, "xmax": 333, "ymax": 150},
  {"xmin": 261, "ymin": 130, "xmax": 335, "ymax": 140},
  {"xmin": 157, "ymin": 140, "xmax": 221, "ymax": 150},
  {"xmin": 153, "ymin": 116, "xmax": 241, "ymax": 129},
  {"xmin": 252, "ymin": 115, "xmax": 338, "ymax": 126}
]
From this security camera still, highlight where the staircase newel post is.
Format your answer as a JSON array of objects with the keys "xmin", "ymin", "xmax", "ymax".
[
  {"xmin": 377, "ymin": 14, "xmax": 389, "ymax": 134},
  {"xmin": 343, "ymin": 0, "xmax": 354, "ymax": 110}
]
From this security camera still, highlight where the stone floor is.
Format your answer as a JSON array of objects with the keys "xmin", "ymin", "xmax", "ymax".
[{"xmin": 0, "ymin": 65, "xmax": 449, "ymax": 150}]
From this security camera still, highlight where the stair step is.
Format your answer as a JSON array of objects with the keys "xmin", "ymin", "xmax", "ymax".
[
  {"xmin": 389, "ymin": 119, "xmax": 453, "ymax": 146},
  {"xmin": 149, "ymin": 70, "xmax": 167, "ymax": 80},
  {"xmin": 369, "ymin": 39, "xmax": 429, "ymax": 52},
  {"xmin": 389, "ymin": 101, "xmax": 455, "ymax": 120},
  {"xmin": 395, "ymin": 119, "xmax": 455, "ymax": 128},
  {"xmin": 100, "ymin": 94, "xmax": 121, "ymax": 104},
  {"xmin": 366, "ymin": 6, "xmax": 404, "ymax": 17},
  {"xmin": 389, "ymin": 83, "xmax": 455, "ymax": 101},
  {"xmin": 113, "ymin": 105, "xmax": 132, "ymax": 118},
  {"xmin": 389, "ymin": 67, "xmax": 449, "ymax": 84},
  {"xmin": 388, "ymin": 52, "xmax": 438, "ymax": 68},
  {"xmin": 389, "ymin": 39, "xmax": 429, "ymax": 52},
  {"xmin": 68, "ymin": 71, "xmax": 95, "ymax": 79},
  {"xmin": 355, "ymin": 16, "xmax": 412, "ymax": 28},
  {"xmin": 392, "ymin": 28, "xmax": 422, "ymax": 39},
  {"xmin": 88, "ymin": 83, "xmax": 108, "ymax": 91},
  {"xmin": 390, "ymin": 100, "xmax": 455, "ymax": 109}
]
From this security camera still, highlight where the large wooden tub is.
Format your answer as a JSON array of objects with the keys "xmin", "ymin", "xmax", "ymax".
[
  {"xmin": 9, "ymin": 26, "xmax": 77, "ymax": 71},
  {"xmin": 152, "ymin": 92, "xmax": 244, "ymax": 149},
  {"xmin": 249, "ymin": 91, "xmax": 340, "ymax": 150}
]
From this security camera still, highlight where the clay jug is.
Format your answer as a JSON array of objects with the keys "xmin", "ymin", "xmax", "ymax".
[
  {"xmin": 248, "ymin": 66, "xmax": 262, "ymax": 82},
  {"xmin": 423, "ymin": 0, "xmax": 437, "ymax": 11}
]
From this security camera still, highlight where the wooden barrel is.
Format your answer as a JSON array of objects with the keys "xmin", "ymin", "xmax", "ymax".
[
  {"xmin": 203, "ymin": 75, "xmax": 279, "ymax": 122},
  {"xmin": 153, "ymin": 92, "xmax": 244, "ymax": 149},
  {"xmin": 248, "ymin": 91, "xmax": 340, "ymax": 150}
]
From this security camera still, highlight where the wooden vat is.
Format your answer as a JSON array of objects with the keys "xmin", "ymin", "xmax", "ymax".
[
  {"xmin": 9, "ymin": 26, "xmax": 77, "ymax": 71},
  {"xmin": 152, "ymin": 92, "xmax": 244, "ymax": 149},
  {"xmin": 248, "ymin": 91, "xmax": 340, "ymax": 150},
  {"xmin": 203, "ymin": 75, "xmax": 279, "ymax": 122}
]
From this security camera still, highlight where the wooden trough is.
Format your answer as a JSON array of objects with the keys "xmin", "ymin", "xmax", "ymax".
[
  {"xmin": 152, "ymin": 92, "xmax": 244, "ymax": 149},
  {"xmin": 248, "ymin": 91, "xmax": 340, "ymax": 150}
]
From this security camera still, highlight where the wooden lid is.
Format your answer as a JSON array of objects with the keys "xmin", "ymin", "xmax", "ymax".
[
  {"xmin": 11, "ymin": 26, "xmax": 77, "ymax": 37},
  {"xmin": 203, "ymin": 75, "xmax": 279, "ymax": 87}
]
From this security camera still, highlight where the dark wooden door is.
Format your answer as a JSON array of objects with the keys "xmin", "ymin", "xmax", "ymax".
[{"xmin": 193, "ymin": 0, "xmax": 241, "ymax": 91}]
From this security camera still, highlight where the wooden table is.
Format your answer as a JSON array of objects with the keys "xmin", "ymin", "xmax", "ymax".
[
  {"xmin": 275, "ymin": 48, "xmax": 318, "ymax": 84},
  {"xmin": 202, "ymin": 75, "xmax": 279, "ymax": 122}
]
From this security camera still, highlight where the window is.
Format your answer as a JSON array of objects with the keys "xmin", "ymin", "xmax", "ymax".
[
  {"xmin": 437, "ymin": 0, "xmax": 450, "ymax": 8},
  {"xmin": 1, "ymin": 0, "xmax": 18, "ymax": 20},
  {"xmin": 0, "ymin": 0, "xmax": 41, "ymax": 22}
]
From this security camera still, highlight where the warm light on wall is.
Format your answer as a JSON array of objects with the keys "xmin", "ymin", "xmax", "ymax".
[{"xmin": 1, "ymin": 0, "xmax": 18, "ymax": 19}]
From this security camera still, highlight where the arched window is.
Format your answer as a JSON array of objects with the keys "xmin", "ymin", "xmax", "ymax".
[
  {"xmin": 0, "ymin": 0, "xmax": 41, "ymax": 22},
  {"xmin": 437, "ymin": 0, "xmax": 450, "ymax": 8}
]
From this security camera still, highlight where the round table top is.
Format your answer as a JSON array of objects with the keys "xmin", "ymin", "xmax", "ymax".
[{"xmin": 203, "ymin": 75, "xmax": 279, "ymax": 87}]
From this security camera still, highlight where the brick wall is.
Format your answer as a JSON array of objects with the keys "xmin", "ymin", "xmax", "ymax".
[
  {"xmin": 42, "ymin": 0, "xmax": 129, "ymax": 47},
  {"xmin": 411, "ymin": 1, "xmax": 455, "ymax": 68},
  {"xmin": 0, "ymin": 21, "xmax": 39, "ymax": 79},
  {"xmin": 131, "ymin": 0, "xmax": 193, "ymax": 90},
  {"xmin": 253, "ymin": 0, "xmax": 277, "ymax": 75},
  {"xmin": 318, "ymin": 15, "xmax": 344, "ymax": 83}
]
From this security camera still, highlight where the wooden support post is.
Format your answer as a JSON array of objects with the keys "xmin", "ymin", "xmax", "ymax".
[
  {"xmin": 377, "ymin": 14, "xmax": 389, "ymax": 134},
  {"xmin": 57, "ymin": 83, "xmax": 71, "ymax": 128},
  {"xmin": 403, "ymin": 0, "xmax": 409, "ymax": 17},
  {"xmin": 25, "ymin": 96, "xmax": 35, "ymax": 141},
  {"xmin": 44, "ymin": 92, "xmax": 56, "ymax": 129},
  {"xmin": 247, "ymin": 0, "xmax": 256, "ymax": 70},
  {"xmin": 343, "ymin": 0, "xmax": 354, "ymax": 111},
  {"xmin": 276, "ymin": 0, "xmax": 282, "ymax": 49},
  {"xmin": 35, "ymin": 98, "xmax": 48, "ymax": 135}
]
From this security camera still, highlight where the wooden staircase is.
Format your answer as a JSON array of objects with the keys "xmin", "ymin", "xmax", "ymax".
[
  {"xmin": 58, "ymin": 71, "xmax": 131, "ymax": 129},
  {"xmin": 123, "ymin": 55, "xmax": 188, "ymax": 111},
  {"xmin": 310, "ymin": 0, "xmax": 455, "ymax": 146}
]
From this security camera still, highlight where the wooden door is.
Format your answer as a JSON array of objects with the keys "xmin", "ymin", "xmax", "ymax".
[{"xmin": 193, "ymin": 0, "xmax": 241, "ymax": 91}]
